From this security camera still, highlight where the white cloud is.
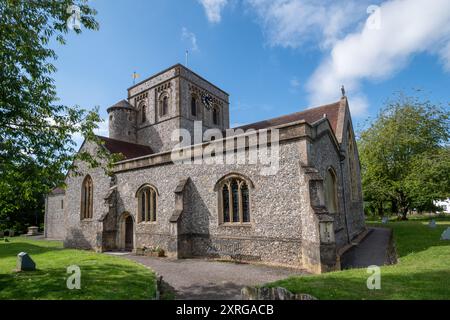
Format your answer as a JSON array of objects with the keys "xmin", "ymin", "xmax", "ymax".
[
  {"xmin": 306, "ymin": 0, "xmax": 450, "ymax": 116},
  {"xmin": 182, "ymin": 27, "xmax": 199, "ymax": 52},
  {"xmin": 198, "ymin": 0, "xmax": 228, "ymax": 23},
  {"xmin": 246, "ymin": 0, "xmax": 369, "ymax": 49}
]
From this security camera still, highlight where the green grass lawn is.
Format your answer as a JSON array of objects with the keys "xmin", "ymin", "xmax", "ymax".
[
  {"xmin": 268, "ymin": 216, "xmax": 450, "ymax": 300},
  {"xmin": 0, "ymin": 238, "xmax": 156, "ymax": 300}
]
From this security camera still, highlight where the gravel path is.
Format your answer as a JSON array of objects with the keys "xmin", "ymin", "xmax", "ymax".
[{"xmin": 124, "ymin": 255, "xmax": 307, "ymax": 300}]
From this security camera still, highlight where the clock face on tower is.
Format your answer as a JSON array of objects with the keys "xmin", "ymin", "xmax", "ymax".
[{"xmin": 201, "ymin": 92, "xmax": 213, "ymax": 110}]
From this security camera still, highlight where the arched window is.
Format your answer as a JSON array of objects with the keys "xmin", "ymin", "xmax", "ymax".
[
  {"xmin": 212, "ymin": 107, "xmax": 219, "ymax": 125},
  {"xmin": 216, "ymin": 174, "xmax": 253, "ymax": 224},
  {"xmin": 347, "ymin": 127, "xmax": 358, "ymax": 200},
  {"xmin": 324, "ymin": 168, "xmax": 338, "ymax": 214},
  {"xmin": 137, "ymin": 185, "xmax": 158, "ymax": 222},
  {"xmin": 140, "ymin": 103, "xmax": 147, "ymax": 123},
  {"xmin": 191, "ymin": 96, "xmax": 197, "ymax": 117},
  {"xmin": 81, "ymin": 175, "xmax": 93, "ymax": 220},
  {"xmin": 160, "ymin": 94, "xmax": 169, "ymax": 117}
]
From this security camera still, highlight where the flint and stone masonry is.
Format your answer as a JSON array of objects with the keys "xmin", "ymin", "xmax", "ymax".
[{"xmin": 45, "ymin": 64, "xmax": 366, "ymax": 273}]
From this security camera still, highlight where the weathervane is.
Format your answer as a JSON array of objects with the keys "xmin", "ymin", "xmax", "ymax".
[{"xmin": 132, "ymin": 71, "xmax": 140, "ymax": 85}]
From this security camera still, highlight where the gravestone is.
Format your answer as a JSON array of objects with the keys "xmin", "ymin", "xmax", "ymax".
[
  {"xmin": 0, "ymin": 231, "xmax": 4, "ymax": 238},
  {"xmin": 16, "ymin": 252, "xmax": 36, "ymax": 271},
  {"xmin": 441, "ymin": 228, "xmax": 450, "ymax": 241},
  {"xmin": 381, "ymin": 217, "xmax": 389, "ymax": 224},
  {"xmin": 429, "ymin": 220, "xmax": 436, "ymax": 228},
  {"xmin": 27, "ymin": 226, "xmax": 39, "ymax": 236},
  {"xmin": 9, "ymin": 230, "xmax": 14, "ymax": 237}
]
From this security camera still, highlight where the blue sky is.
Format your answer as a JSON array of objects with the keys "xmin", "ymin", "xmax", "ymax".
[{"xmin": 52, "ymin": 0, "xmax": 450, "ymax": 143}]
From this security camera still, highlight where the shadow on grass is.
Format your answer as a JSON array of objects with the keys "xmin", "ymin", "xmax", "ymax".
[
  {"xmin": 0, "ymin": 242, "xmax": 64, "ymax": 259},
  {"xmin": 0, "ymin": 262, "xmax": 156, "ymax": 300}
]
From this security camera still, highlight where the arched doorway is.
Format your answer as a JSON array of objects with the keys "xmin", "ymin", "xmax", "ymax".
[
  {"xmin": 125, "ymin": 215, "xmax": 134, "ymax": 251},
  {"xmin": 118, "ymin": 212, "xmax": 134, "ymax": 251}
]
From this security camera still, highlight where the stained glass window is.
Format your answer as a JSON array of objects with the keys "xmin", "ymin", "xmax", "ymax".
[{"xmin": 231, "ymin": 180, "xmax": 240, "ymax": 222}]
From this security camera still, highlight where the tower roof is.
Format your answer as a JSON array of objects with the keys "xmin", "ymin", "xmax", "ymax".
[{"xmin": 107, "ymin": 100, "xmax": 135, "ymax": 113}]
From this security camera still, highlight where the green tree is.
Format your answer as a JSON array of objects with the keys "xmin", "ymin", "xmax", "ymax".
[
  {"xmin": 359, "ymin": 93, "xmax": 450, "ymax": 220},
  {"xmin": 0, "ymin": 0, "xmax": 116, "ymax": 232}
]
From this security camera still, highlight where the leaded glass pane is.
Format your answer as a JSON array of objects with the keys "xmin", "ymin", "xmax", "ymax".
[
  {"xmin": 242, "ymin": 183, "xmax": 250, "ymax": 222},
  {"xmin": 222, "ymin": 184, "xmax": 230, "ymax": 223},
  {"xmin": 231, "ymin": 180, "xmax": 239, "ymax": 222}
]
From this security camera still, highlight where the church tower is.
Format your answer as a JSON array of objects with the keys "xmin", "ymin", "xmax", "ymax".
[{"xmin": 107, "ymin": 64, "xmax": 229, "ymax": 153}]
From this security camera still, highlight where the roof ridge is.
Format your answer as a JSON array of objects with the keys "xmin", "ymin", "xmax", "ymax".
[{"xmin": 234, "ymin": 100, "xmax": 341, "ymax": 130}]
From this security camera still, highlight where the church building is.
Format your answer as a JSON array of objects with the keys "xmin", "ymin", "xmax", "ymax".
[{"xmin": 44, "ymin": 64, "xmax": 366, "ymax": 273}]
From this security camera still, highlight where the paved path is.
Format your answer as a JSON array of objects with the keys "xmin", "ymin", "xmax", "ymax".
[
  {"xmin": 341, "ymin": 227, "xmax": 392, "ymax": 269},
  {"xmin": 124, "ymin": 255, "xmax": 306, "ymax": 300}
]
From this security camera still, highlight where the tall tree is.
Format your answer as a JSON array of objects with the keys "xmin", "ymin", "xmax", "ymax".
[
  {"xmin": 359, "ymin": 93, "xmax": 450, "ymax": 220},
  {"xmin": 0, "ymin": 0, "xmax": 112, "ymax": 232}
]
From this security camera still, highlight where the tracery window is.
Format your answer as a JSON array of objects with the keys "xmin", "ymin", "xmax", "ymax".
[
  {"xmin": 217, "ymin": 175, "xmax": 252, "ymax": 224},
  {"xmin": 137, "ymin": 185, "xmax": 157, "ymax": 222},
  {"xmin": 81, "ymin": 175, "xmax": 93, "ymax": 219}
]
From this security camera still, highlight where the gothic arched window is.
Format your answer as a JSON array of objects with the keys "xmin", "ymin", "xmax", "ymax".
[
  {"xmin": 347, "ymin": 127, "xmax": 358, "ymax": 201},
  {"xmin": 137, "ymin": 185, "xmax": 158, "ymax": 223},
  {"xmin": 324, "ymin": 167, "xmax": 338, "ymax": 214},
  {"xmin": 216, "ymin": 174, "xmax": 253, "ymax": 224},
  {"xmin": 81, "ymin": 175, "xmax": 93, "ymax": 220},
  {"xmin": 191, "ymin": 96, "xmax": 197, "ymax": 117}
]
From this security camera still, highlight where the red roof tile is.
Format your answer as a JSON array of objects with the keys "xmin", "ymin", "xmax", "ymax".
[
  {"xmin": 97, "ymin": 136, "xmax": 153, "ymax": 159},
  {"xmin": 234, "ymin": 101, "xmax": 341, "ymax": 134}
]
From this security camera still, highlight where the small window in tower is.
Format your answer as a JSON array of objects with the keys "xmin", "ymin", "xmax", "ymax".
[
  {"xmin": 141, "ymin": 104, "xmax": 147, "ymax": 123},
  {"xmin": 109, "ymin": 115, "xmax": 113, "ymax": 121},
  {"xmin": 191, "ymin": 96, "xmax": 197, "ymax": 117},
  {"xmin": 212, "ymin": 108, "xmax": 219, "ymax": 125},
  {"xmin": 161, "ymin": 96, "xmax": 169, "ymax": 116}
]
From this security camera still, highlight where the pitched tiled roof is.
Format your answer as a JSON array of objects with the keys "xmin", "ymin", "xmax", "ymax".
[
  {"xmin": 234, "ymin": 101, "xmax": 341, "ymax": 134},
  {"xmin": 97, "ymin": 136, "xmax": 153, "ymax": 159}
]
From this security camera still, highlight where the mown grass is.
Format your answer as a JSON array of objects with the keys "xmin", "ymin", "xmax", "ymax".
[
  {"xmin": 267, "ymin": 216, "xmax": 450, "ymax": 299},
  {"xmin": 0, "ymin": 238, "xmax": 156, "ymax": 300}
]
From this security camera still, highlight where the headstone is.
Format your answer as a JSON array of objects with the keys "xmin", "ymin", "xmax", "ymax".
[
  {"xmin": 381, "ymin": 217, "xmax": 389, "ymax": 224},
  {"xmin": 9, "ymin": 230, "xmax": 14, "ymax": 237},
  {"xmin": 441, "ymin": 228, "xmax": 450, "ymax": 241},
  {"xmin": 16, "ymin": 252, "xmax": 36, "ymax": 271},
  {"xmin": 0, "ymin": 231, "xmax": 4, "ymax": 238},
  {"xmin": 429, "ymin": 219, "xmax": 436, "ymax": 228},
  {"xmin": 27, "ymin": 226, "xmax": 39, "ymax": 236}
]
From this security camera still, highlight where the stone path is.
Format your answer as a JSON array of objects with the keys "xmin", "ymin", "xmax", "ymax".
[
  {"xmin": 341, "ymin": 227, "xmax": 392, "ymax": 269},
  {"xmin": 124, "ymin": 255, "xmax": 307, "ymax": 300}
]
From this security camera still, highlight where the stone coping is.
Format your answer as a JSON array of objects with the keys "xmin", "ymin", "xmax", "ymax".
[{"xmin": 112, "ymin": 118, "xmax": 338, "ymax": 173}]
